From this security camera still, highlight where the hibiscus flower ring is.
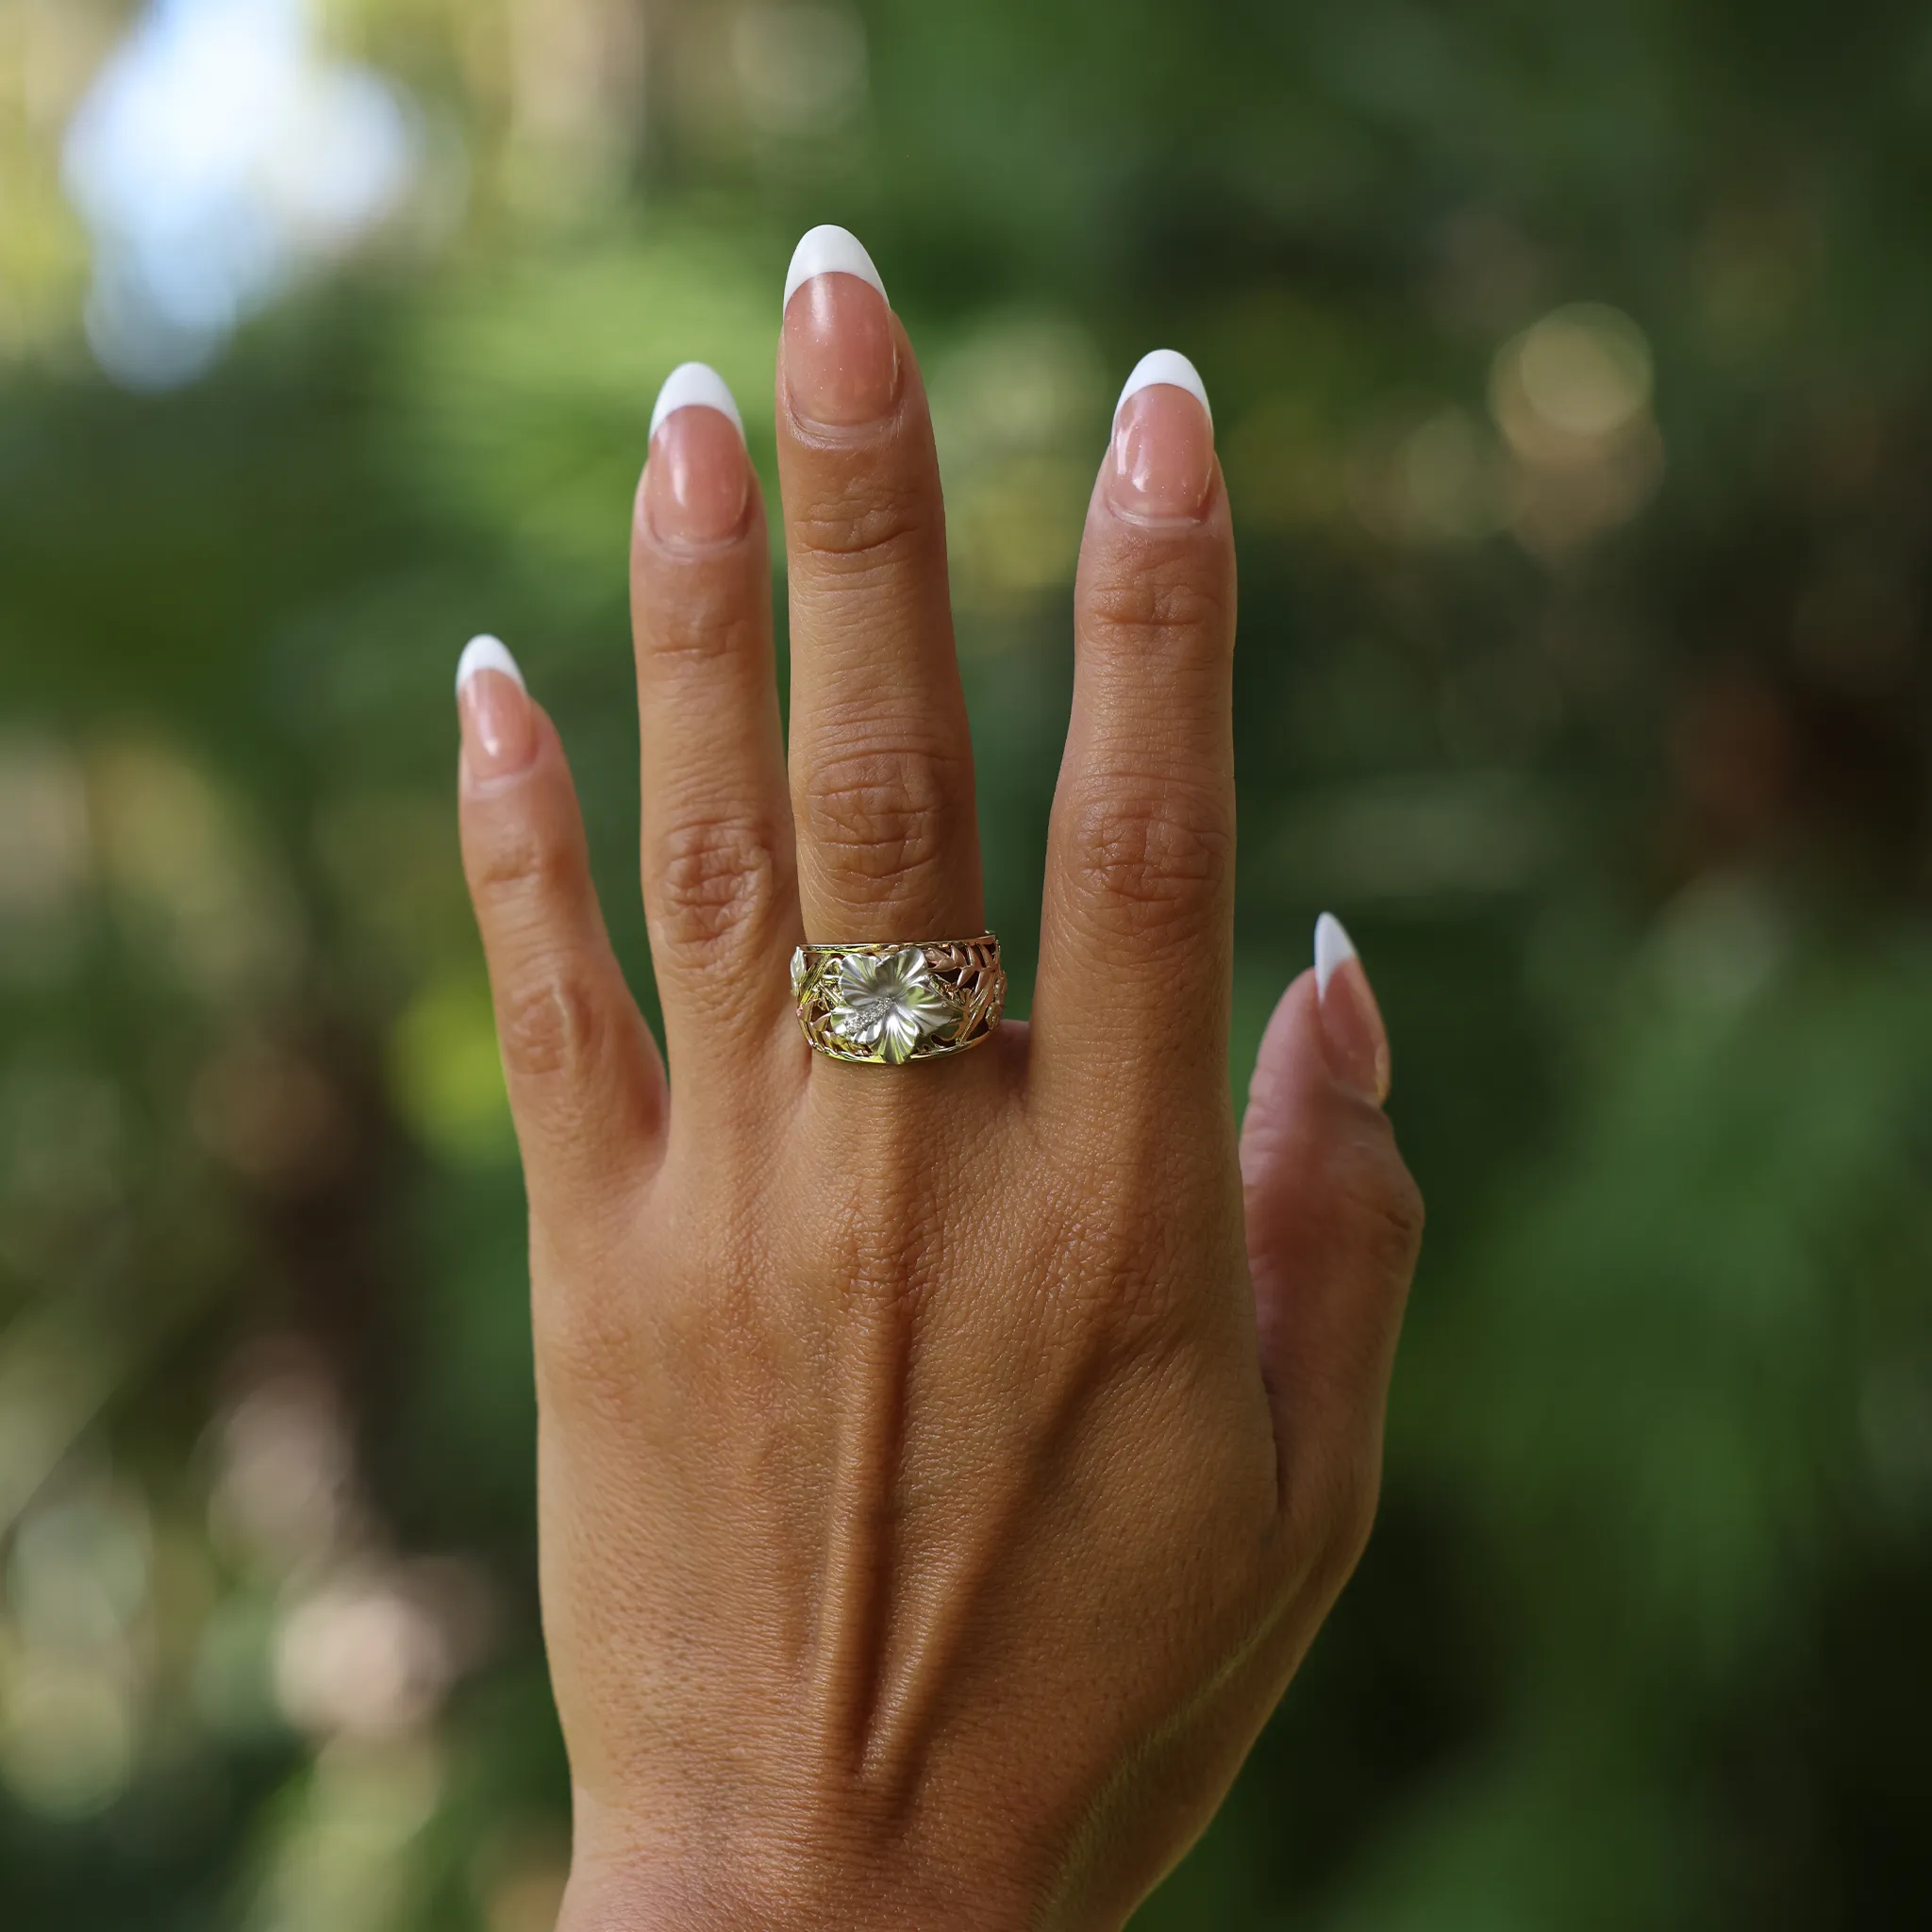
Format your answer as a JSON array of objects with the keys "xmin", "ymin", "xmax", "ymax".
[
  {"xmin": 791, "ymin": 937, "xmax": 1006, "ymax": 1065},
  {"xmin": 828, "ymin": 947, "xmax": 958, "ymax": 1062}
]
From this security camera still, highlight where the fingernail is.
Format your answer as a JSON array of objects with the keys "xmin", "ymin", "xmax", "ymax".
[
  {"xmin": 1314, "ymin": 912, "xmax": 1391, "ymax": 1104},
  {"xmin": 1105, "ymin": 349, "xmax": 1216, "ymax": 523},
  {"xmin": 645, "ymin": 362, "xmax": 750, "ymax": 547},
  {"xmin": 782, "ymin": 225, "xmax": 897, "ymax": 428},
  {"xmin": 456, "ymin": 635, "xmax": 538, "ymax": 781}
]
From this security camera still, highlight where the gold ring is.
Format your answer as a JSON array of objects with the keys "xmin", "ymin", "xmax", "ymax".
[{"xmin": 791, "ymin": 936, "xmax": 1006, "ymax": 1064}]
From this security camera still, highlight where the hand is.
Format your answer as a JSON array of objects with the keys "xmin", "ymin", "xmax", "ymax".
[{"xmin": 455, "ymin": 226, "xmax": 1422, "ymax": 1932}]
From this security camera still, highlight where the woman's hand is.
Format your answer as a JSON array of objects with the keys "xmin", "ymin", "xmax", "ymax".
[{"xmin": 455, "ymin": 226, "xmax": 1422, "ymax": 1932}]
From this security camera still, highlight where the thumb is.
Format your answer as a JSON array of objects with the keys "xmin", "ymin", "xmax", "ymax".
[{"xmin": 1241, "ymin": 915, "xmax": 1423, "ymax": 1557}]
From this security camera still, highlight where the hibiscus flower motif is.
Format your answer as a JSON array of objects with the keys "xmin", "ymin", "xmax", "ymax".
[{"xmin": 827, "ymin": 947, "xmax": 959, "ymax": 1062}]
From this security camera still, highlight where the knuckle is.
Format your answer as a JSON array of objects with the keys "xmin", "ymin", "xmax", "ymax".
[
  {"xmin": 653, "ymin": 810, "xmax": 783, "ymax": 958},
  {"xmin": 644, "ymin": 589, "xmax": 762, "ymax": 667},
  {"xmin": 1066, "ymin": 782, "xmax": 1231, "ymax": 940},
  {"xmin": 791, "ymin": 484, "xmax": 930, "ymax": 569},
  {"xmin": 1083, "ymin": 557, "xmax": 1230, "ymax": 656},
  {"xmin": 468, "ymin": 815, "xmax": 580, "ymax": 906},
  {"xmin": 499, "ymin": 967, "xmax": 605, "ymax": 1083},
  {"xmin": 1385, "ymin": 1163, "xmax": 1427, "ymax": 1254},
  {"xmin": 1335, "ymin": 1142, "xmax": 1426, "ymax": 1278},
  {"xmin": 800, "ymin": 745, "xmax": 962, "ymax": 896}
]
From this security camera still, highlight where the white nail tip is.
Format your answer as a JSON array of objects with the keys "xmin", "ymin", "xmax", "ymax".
[
  {"xmin": 456, "ymin": 634, "xmax": 525, "ymax": 698},
  {"xmin": 1114, "ymin": 348, "xmax": 1212, "ymax": 427},
  {"xmin": 783, "ymin": 225, "xmax": 887, "ymax": 309},
  {"xmin": 649, "ymin": 361, "xmax": 745, "ymax": 442},
  {"xmin": 1314, "ymin": 912, "xmax": 1358, "ymax": 999}
]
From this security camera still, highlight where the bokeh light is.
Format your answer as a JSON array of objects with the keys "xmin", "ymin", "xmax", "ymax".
[
  {"xmin": 61, "ymin": 0, "xmax": 415, "ymax": 388},
  {"xmin": 1489, "ymin": 302, "xmax": 1665, "ymax": 554}
]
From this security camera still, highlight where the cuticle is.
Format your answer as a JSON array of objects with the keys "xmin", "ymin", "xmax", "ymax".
[
  {"xmin": 459, "ymin": 758, "xmax": 539, "ymax": 796},
  {"xmin": 777, "ymin": 342, "xmax": 905, "ymax": 442},
  {"xmin": 642, "ymin": 477, "xmax": 754, "ymax": 557},
  {"xmin": 1106, "ymin": 502, "xmax": 1215, "ymax": 530},
  {"xmin": 645, "ymin": 509, "xmax": 754, "ymax": 558}
]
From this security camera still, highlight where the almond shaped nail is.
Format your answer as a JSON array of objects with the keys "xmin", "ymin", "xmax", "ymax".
[
  {"xmin": 783, "ymin": 224, "xmax": 888, "ymax": 309},
  {"xmin": 457, "ymin": 634, "xmax": 537, "ymax": 779},
  {"xmin": 781, "ymin": 225, "xmax": 897, "ymax": 428},
  {"xmin": 456, "ymin": 633, "xmax": 525, "ymax": 697},
  {"xmin": 650, "ymin": 361, "xmax": 746, "ymax": 443},
  {"xmin": 646, "ymin": 363, "xmax": 750, "ymax": 545},
  {"xmin": 1115, "ymin": 347, "xmax": 1213, "ymax": 427},
  {"xmin": 1313, "ymin": 911, "xmax": 1391, "ymax": 1104},
  {"xmin": 1106, "ymin": 348, "xmax": 1216, "ymax": 522}
]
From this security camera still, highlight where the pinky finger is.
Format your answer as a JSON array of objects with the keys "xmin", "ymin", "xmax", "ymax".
[{"xmin": 457, "ymin": 637, "xmax": 666, "ymax": 1235}]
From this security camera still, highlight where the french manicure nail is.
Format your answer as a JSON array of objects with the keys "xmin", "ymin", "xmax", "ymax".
[
  {"xmin": 645, "ymin": 362, "xmax": 750, "ymax": 547},
  {"xmin": 1105, "ymin": 349, "xmax": 1217, "ymax": 523},
  {"xmin": 782, "ymin": 224, "xmax": 897, "ymax": 428},
  {"xmin": 457, "ymin": 635, "xmax": 538, "ymax": 780},
  {"xmin": 1314, "ymin": 912, "xmax": 1391, "ymax": 1104}
]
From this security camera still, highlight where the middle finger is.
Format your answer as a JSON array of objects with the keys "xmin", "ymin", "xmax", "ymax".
[{"xmin": 775, "ymin": 225, "xmax": 983, "ymax": 944}]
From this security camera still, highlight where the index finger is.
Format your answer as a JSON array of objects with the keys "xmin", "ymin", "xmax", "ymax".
[{"xmin": 1030, "ymin": 354, "xmax": 1239, "ymax": 1117}]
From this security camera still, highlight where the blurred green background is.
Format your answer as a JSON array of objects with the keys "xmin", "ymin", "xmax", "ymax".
[{"xmin": 3, "ymin": 0, "xmax": 1929, "ymax": 1925}]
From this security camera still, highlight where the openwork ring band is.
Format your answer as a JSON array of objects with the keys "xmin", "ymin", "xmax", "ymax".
[{"xmin": 791, "ymin": 935, "xmax": 1006, "ymax": 1065}]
